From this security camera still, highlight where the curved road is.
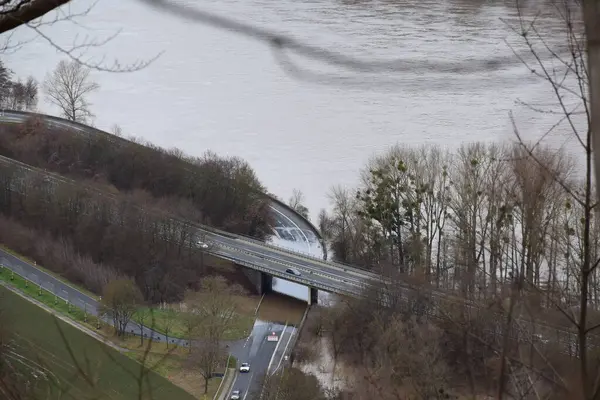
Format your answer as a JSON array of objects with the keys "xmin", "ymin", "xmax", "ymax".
[
  {"xmin": 0, "ymin": 110, "xmax": 323, "ymax": 259},
  {"xmin": 0, "ymin": 110, "xmax": 590, "ymax": 349}
]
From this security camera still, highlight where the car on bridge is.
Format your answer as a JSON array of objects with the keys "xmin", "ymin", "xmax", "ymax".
[
  {"xmin": 239, "ymin": 362, "xmax": 250, "ymax": 373},
  {"xmin": 197, "ymin": 241, "xmax": 209, "ymax": 249},
  {"xmin": 230, "ymin": 390, "xmax": 241, "ymax": 400},
  {"xmin": 285, "ymin": 267, "xmax": 301, "ymax": 276}
]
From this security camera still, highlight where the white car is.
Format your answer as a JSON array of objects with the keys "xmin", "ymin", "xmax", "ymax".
[
  {"xmin": 285, "ymin": 267, "xmax": 301, "ymax": 276},
  {"xmin": 197, "ymin": 241, "xmax": 209, "ymax": 249},
  {"xmin": 239, "ymin": 362, "xmax": 250, "ymax": 373},
  {"xmin": 230, "ymin": 390, "xmax": 241, "ymax": 400}
]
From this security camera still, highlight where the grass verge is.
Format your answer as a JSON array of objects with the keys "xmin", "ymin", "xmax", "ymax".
[
  {"xmin": 135, "ymin": 293, "xmax": 260, "ymax": 341},
  {"xmin": 0, "ymin": 265, "xmax": 102, "ymax": 330},
  {"xmin": 0, "ymin": 267, "xmax": 222, "ymax": 398},
  {"xmin": 0, "ymin": 285, "xmax": 196, "ymax": 400},
  {"xmin": 0, "ymin": 244, "xmax": 99, "ymax": 300}
]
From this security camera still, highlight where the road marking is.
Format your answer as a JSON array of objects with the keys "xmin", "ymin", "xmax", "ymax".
[
  {"xmin": 273, "ymin": 328, "xmax": 295, "ymax": 374},
  {"xmin": 269, "ymin": 206, "xmax": 311, "ymax": 255},
  {"xmin": 266, "ymin": 322, "xmax": 287, "ymax": 373},
  {"xmin": 242, "ymin": 372, "xmax": 254, "ymax": 400}
]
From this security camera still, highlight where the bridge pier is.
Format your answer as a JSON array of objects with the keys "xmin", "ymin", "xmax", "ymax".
[
  {"xmin": 239, "ymin": 265, "xmax": 272, "ymax": 295},
  {"xmin": 308, "ymin": 287, "xmax": 318, "ymax": 305}
]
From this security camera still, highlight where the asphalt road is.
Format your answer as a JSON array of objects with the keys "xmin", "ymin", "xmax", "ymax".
[
  {"xmin": 0, "ymin": 148, "xmax": 367, "ymax": 297},
  {"xmin": 0, "ymin": 110, "xmax": 322, "ymax": 258},
  {"xmin": 0, "ymin": 248, "xmax": 291, "ymax": 388},
  {"xmin": 0, "ymin": 110, "xmax": 371, "ymax": 298},
  {"xmin": 226, "ymin": 323, "xmax": 296, "ymax": 400},
  {"xmin": 0, "ymin": 110, "xmax": 587, "ymax": 347}
]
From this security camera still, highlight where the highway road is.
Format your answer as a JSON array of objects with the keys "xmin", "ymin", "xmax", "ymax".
[
  {"xmin": 0, "ymin": 150, "xmax": 368, "ymax": 297},
  {"xmin": 0, "ymin": 110, "xmax": 372, "ymax": 296},
  {"xmin": 226, "ymin": 323, "xmax": 296, "ymax": 400},
  {"xmin": 0, "ymin": 110, "xmax": 321, "ymax": 258},
  {"xmin": 0, "ymin": 247, "xmax": 294, "ymax": 396},
  {"xmin": 0, "ymin": 110, "xmax": 591, "ymax": 347}
]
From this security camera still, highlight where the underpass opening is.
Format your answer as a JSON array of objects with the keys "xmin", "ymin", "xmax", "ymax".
[{"xmin": 271, "ymin": 277, "xmax": 310, "ymax": 303}]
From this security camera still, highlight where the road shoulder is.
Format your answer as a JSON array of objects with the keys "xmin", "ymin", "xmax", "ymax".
[
  {"xmin": 0, "ymin": 281, "xmax": 126, "ymax": 353},
  {"xmin": 217, "ymin": 369, "xmax": 237, "ymax": 400}
]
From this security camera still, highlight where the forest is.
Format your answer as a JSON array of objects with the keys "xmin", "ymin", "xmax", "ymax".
[{"xmin": 0, "ymin": 116, "xmax": 273, "ymax": 238}]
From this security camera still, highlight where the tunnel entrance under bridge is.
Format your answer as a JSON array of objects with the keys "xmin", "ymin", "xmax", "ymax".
[{"xmin": 239, "ymin": 265, "xmax": 318, "ymax": 305}]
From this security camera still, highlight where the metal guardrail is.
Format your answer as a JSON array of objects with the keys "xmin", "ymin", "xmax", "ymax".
[
  {"xmin": 285, "ymin": 305, "xmax": 311, "ymax": 369},
  {"xmin": 213, "ymin": 355, "xmax": 232, "ymax": 400},
  {"xmin": 0, "ymin": 151, "xmax": 378, "ymax": 285},
  {"xmin": 1, "ymin": 114, "xmax": 597, "ymax": 348},
  {"xmin": 0, "ymin": 111, "xmax": 373, "ymax": 273},
  {"xmin": 0, "ymin": 159, "xmax": 593, "ymax": 344}
]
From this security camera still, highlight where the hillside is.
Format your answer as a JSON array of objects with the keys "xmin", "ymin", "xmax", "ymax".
[{"xmin": 0, "ymin": 286, "xmax": 197, "ymax": 400}]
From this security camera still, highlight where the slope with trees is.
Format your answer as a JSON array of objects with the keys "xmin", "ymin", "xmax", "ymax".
[{"xmin": 0, "ymin": 112, "xmax": 273, "ymax": 239}]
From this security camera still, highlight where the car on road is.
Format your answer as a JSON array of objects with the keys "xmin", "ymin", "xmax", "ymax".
[
  {"xmin": 239, "ymin": 362, "xmax": 250, "ymax": 373},
  {"xmin": 197, "ymin": 241, "xmax": 209, "ymax": 249},
  {"xmin": 285, "ymin": 267, "xmax": 301, "ymax": 276},
  {"xmin": 230, "ymin": 390, "xmax": 241, "ymax": 400}
]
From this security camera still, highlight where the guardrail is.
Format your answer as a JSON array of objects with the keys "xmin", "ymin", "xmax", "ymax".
[
  {"xmin": 267, "ymin": 196, "xmax": 324, "ymax": 242},
  {"xmin": 208, "ymin": 248, "xmax": 360, "ymax": 297},
  {"xmin": 0, "ymin": 111, "xmax": 382, "ymax": 276},
  {"xmin": 0, "ymin": 133, "xmax": 595, "ymax": 348},
  {"xmin": 201, "ymin": 223, "xmax": 378, "ymax": 276},
  {"xmin": 286, "ymin": 305, "xmax": 311, "ymax": 368},
  {"xmin": 0, "ymin": 152, "xmax": 379, "ymax": 287},
  {"xmin": 213, "ymin": 355, "xmax": 232, "ymax": 400}
]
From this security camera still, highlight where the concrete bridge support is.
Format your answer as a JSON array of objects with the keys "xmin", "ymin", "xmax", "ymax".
[
  {"xmin": 239, "ymin": 265, "xmax": 272, "ymax": 295},
  {"xmin": 309, "ymin": 287, "xmax": 318, "ymax": 305}
]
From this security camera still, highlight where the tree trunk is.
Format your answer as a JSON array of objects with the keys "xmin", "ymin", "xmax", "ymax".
[{"xmin": 585, "ymin": 0, "xmax": 600, "ymax": 208}]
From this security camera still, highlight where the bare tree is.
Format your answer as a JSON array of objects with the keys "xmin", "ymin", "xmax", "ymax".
[
  {"xmin": 186, "ymin": 340, "xmax": 226, "ymax": 394},
  {"xmin": 184, "ymin": 276, "xmax": 244, "ymax": 342},
  {"xmin": 289, "ymin": 189, "xmax": 309, "ymax": 220},
  {"xmin": 506, "ymin": 2, "xmax": 600, "ymax": 398},
  {"xmin": 134, "ymin": 306, "xmax": 152, "ymax": 345},
  {"xmin": 100, "ymin": 278, "xmax": 143, "ymax": 337},
  {"xmin": 44, "ymin": 60, "xmax": 99, "ymax": 122},
  {"xmin": 111, "ymin": 124, "xmax": 124, "ymax": 137},
  {"xmin": 161, "ymin": 307, "xmax": 177, "ymax": 349}
]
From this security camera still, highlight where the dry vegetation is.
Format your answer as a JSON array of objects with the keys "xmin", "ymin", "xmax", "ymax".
[
  {"xmin": 0, "ymin": 115, "xmax": 273, "ymax": 238},
  {"xmin": 288, "ymin": 4, "xmax": 600, "ymax": 398},
  {"xmin": 0, "ymin": 163, "xmax": 251, "ymax": 303}
]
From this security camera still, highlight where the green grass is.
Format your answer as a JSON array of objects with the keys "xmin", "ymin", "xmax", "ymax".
[
  {"xmin": 136, "ymin": 306, "xmax": 255, "ymax": 341},
  {"xmin": 0, "ymin": 285, "xmax": 197, "ymax": 400},
  {"xmin": 227, "ymin": 355, "xmax": 237, "ymax": 369},
  {"xmin": 0, "ymin": 244, "xmax": 99, "ymax": 300},
  {"xmin": 0, "ymin": 266, "xmax": 103, "ymax": 330}
]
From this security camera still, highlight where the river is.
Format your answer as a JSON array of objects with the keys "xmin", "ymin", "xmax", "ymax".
[{"xmin": 6, "ymin": 0, "xmax": 584, "ymax": 220}]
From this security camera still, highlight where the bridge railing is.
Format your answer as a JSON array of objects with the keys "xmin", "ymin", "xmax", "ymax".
[
  {"xmin": 1, "ymin": 111, "xmax": 384, "ymax": 277},
  {"xmin": 3, "ymin": 113, "xmax": 594, "ymax": 348}
]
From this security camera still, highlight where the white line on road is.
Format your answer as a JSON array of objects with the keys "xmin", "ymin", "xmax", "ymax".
[
  {"xmin": 273, "ymin": 328, "xmax": 295, "ymax": 374},
  {"xmin": 266, "ymin": 322, "xmax": 287, "ymax": 373},
  {"xmin": 269, "ymin": 206, "xmax": 311, "ymax": 255},
  {"xmin": 242, "ymin": 372, "xmax": 254, "ymax": 400}
]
